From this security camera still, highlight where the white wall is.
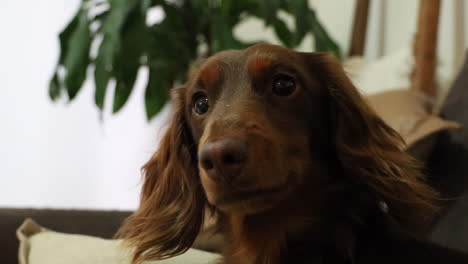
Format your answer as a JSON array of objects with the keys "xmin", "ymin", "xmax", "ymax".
[
  {"xmin": 1, "ymin": 0, "xmax": 467, "ymax": 210},
  {"xmin": 237, "ymin": 0, "xmax": 467, "ymax": 81},
  {"xmin": 0, "ymin": 0, "xmax": 170, "ymax": 210}
]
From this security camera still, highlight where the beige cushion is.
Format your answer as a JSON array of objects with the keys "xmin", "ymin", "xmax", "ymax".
[
  {"xmin": 17, "ymin": 218, "xmax": 220, "ymax": 264},
  {"xmin": 366, "ymin": 89, "xmax": 461, "ymax": 160},
  {"xmin": 344, "ymin": 47, "xmax": 415, "ymax": 96}
]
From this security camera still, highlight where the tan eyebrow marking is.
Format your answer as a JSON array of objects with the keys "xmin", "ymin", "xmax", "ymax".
[
  {"xmin": 248, "ymin": 57, "xmax": 272, "ymax": 78},
  {"xmin": 198, "ymin": 62, "xmax": 220, "ymax": 86}
]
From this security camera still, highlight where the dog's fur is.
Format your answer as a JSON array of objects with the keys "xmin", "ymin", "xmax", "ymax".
[{"xmin": 117, "ymin": 44, "xmax": 468, "ymax": 264}]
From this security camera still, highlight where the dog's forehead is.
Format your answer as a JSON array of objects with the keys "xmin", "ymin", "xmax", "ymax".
[
  {"xmin": 197, "ymin": 44, "xmax": 299, "ymax": 78},
  {"xmin": 244, "ymin": 43, "xmax": 297, "ymax": 58}
]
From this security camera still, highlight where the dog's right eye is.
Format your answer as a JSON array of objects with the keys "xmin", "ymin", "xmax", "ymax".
[
  {"xmin": 193, "ymin": 93, "xmax": 210, "ymax": 115},
  {"xmin": 272, "ymin": 74, "xmax": 296, "ymax": 97}
]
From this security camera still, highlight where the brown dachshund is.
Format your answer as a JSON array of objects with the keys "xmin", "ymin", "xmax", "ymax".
[{"xmin": 117, "ymin": 44, "xmax": 468, "ymax": 264}]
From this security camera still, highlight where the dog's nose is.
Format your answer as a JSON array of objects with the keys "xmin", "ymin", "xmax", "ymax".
[{"xmin": 199, "ymin": 138, "xmax": 248, "ymax": 183}]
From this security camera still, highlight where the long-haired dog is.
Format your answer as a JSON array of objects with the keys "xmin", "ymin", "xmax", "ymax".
[{"xmin": 117, "ymin": 44, "xmax": 468, "ymax": 264}]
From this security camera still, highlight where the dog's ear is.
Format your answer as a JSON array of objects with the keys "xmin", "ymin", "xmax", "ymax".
[
  {"xmin": 302, "ymin": 52, "xmax": 438, "ymax": 232},
  {"xmin": 116, "ymin": 85, "xmax": 205, "ymax": 263}
]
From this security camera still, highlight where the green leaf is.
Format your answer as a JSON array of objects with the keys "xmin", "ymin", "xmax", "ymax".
[
  {"xmin": 145, "ymin": 65, "xmax": 170, "ymax": 120},
  {"xmin": 93, "ymin": 0, "xmax": 141, "ymax": 111},
  {"xmin": 148, "ymin": 17, "xmax": 195, "ymax": 65},
  {"xmin": 161, "ymin": 3, "xmax": 188, "ymax": 32},
  {"xmin": 258, "ymin": 0, "xmax": 281, "ymax": 25},
  {"xmin": 58, "ymin": 8, "xmax": 82, "ymax": 64},
  {"xmin": 141, "ymin": 0, "xmax": 152, "ymax": 12},
  {"xmin": 48, "ymin": 73, "xmax": 61, "ymax": 100},
  {"xmin": 233, "ymin": 0, "xmax": 259, "ymax": 13},
  {"xmin": 49, "ymin": 0, "xmax": 343, "ymax": 121},
  {"xmin": 49, "ymin": 6, "xmax": 83, "ymax": 101},
  {"xmin": 308, "ymin": 10, "xmax": 342, "ymax": 59},
  {"xmin": 103, "ymin": 0, "xmax": 138, "ymax": 34},
  {"xmin": 113, "ymin": 81, "xmax": 134, "ymax": 113},
  {"xmin": 221, "ymin": 0, "xmax": 233, "ymax": 15},
  {"xmin": 280, "ymin": 1, "xmax": 342, "ymax": 57},
  {"xmin": 144, "ymin": 25, "xmax": 190, "ymax": 118},
  {"xmin": 228, "ymin": 0, "xmax": 259, "ymax": 24},
  {"xmin": 288, "ymin": 0, "xmax": 309, "ymax": 47},
  {"xmin": 93, "ymin": 39, "xmax": 113, "ymax": 110},
  {"xmin": 112, "ymin": 3, "xmax": 148, "ymax": 113},
  {"xmin": 272, "ymin": 18, "xmax": 293, "ymax": 47},
  {"xmin": 63, "ymin": 9, "xmax": 92, "ymax": 100},
  {"xmin": 210, "ymin": 14, "xmax": 250, "ymax": 52}
]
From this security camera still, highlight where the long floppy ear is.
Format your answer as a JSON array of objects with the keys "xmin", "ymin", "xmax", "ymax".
[
  {"xmin": 116, "ymin": 86, "xmax": 205, "ymax": 263},
  {"xmin": 303, "ymin": 53, "xmax": 439, "ymax": 232}
]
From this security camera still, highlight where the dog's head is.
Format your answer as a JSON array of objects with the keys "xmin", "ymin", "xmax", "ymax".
[
  {"xmin": 117, "ymin": 44, "xmax": 438, "ymax": 263},
  {"xmin": 189, "ymin": 44, "xmax": 332, "ymax": 214}
]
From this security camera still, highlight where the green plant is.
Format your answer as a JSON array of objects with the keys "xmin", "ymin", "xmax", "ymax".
[{"xmin": 49, "ymin": 0, "xmax": 341, "ymax": 120}]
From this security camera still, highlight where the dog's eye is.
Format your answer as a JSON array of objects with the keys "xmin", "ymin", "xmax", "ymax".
[
  {"xmin": 193, "ymin": 93, "xmax": 210, "ymax": 115},
  {"xmin": 272, "ymin": 74, "xmax": 296, "ymax": 97}
]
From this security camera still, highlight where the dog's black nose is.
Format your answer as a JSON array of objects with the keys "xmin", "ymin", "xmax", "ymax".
[{"xmin": 200, "ymin": 138, "xmax": 248, "ymax": 183}]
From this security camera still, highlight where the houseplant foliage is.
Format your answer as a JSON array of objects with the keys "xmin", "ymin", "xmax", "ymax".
[{"xmin": 49, "ymin": 0, "xmax": 341, "ymax": 120}]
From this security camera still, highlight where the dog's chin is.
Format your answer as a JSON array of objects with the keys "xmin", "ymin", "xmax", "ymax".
[
  {"xmin": 214, "ymin": 195, "xmax": 283, "ymax": 215},
  {"xmin": 205, "ymin": 183, "xmax": 293, "ymax": 215}
]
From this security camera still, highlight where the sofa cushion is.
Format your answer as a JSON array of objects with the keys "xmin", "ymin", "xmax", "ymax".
[
  {"xmin": 0, "ymin": 208, "xmax": 132, "ymax": 264},
  {"xmin": 17, "ymin": 218, "xmax": 220, "ymax": 264},
  {"xmin": 344, "ymin": 47, "xmax": 414, "ymax": 95},
  {"xmin": 366, "ymin": 89, "xmax": 460, "ymax": 161}
]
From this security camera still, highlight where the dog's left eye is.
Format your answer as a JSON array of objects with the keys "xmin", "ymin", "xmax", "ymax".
[
  {"xmin": 193, "ymin": 93, "xmax": 210, "ymax": 115},
  {"xmin": 272, "ymin": 74, "xmax": 296, "ymax": 97}
]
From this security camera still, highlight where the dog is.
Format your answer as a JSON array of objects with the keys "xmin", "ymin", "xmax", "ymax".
[{"xmin": 117, "ymin": 44, "xmax": 468, "ymax": 264}]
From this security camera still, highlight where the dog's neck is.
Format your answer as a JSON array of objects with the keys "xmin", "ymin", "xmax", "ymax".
[{"xmin": 221, "ymin": 188, "xmax": 388, "ymax": 264}]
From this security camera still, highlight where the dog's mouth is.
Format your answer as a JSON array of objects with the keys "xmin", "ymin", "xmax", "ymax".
[
  {"xmin": 217, "ymin": 185, "xmax": 286, "ymax": 204},
  {"xmin": 211, "ymin": 176, "xmax": 294, "ymax": 214}
]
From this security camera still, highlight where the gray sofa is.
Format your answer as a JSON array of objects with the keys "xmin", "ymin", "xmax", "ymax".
[{"xmin": 426, "ymin": 53, "xmax": 468, "ymax": 253}]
